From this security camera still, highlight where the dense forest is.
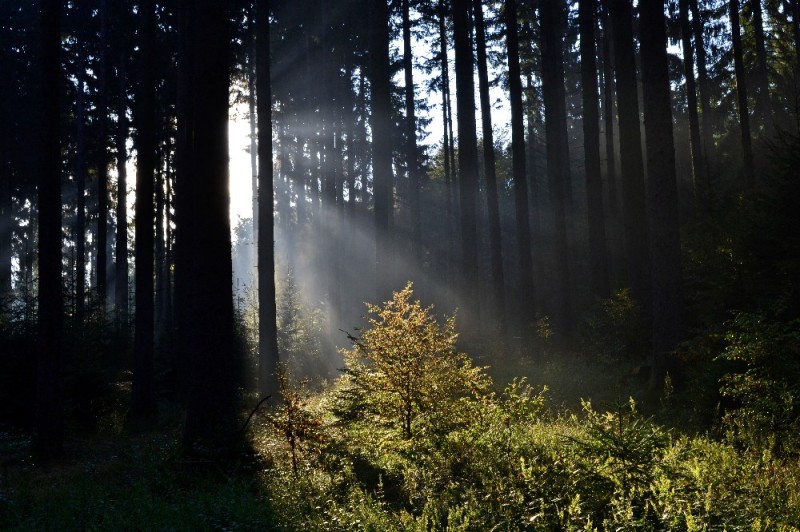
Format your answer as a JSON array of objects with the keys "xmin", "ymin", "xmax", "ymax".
[{"xmin": 2, "ymin": 0, "xmax": 800, "ymax": 528}]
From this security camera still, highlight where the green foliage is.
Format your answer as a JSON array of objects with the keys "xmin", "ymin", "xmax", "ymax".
[
  {"xmin": 580, "ymin": 288, "xmax": 649, "ymax": 364},
  {"xmin": 263, "ymin": 364, "xmax": 325, "ymax": 475},
  {"xmin": 276, "ymin": 269, "xmax": 326, "ymax": 379},
  {"xmin": 717, "ymin": 308, "xmax": 800, "ymax": 454},
  {"xmin": 335, "ymin": 283, "xmax": 490, "ymax": 440}
]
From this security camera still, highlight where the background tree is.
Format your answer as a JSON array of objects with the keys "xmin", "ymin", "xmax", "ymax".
[
  {"xmin": 256, "ymin": 0, "xmax": 280, "ymax": 398},
  {"xmin": 33, "ymin": 0, "xmax": 65, "ymax": 460}
]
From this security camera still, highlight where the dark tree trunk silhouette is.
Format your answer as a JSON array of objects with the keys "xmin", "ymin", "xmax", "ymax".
[
  {"xmin": 438, "ymin": 0, "xmax": 456, "ymax": 290},
  {"xmin": 609, "ymin": 0, "xmax": 651, "ymax": 312},
  {"xmin": 115, "ymin": 53, "xmax": 129, "ymax": 323},
  {"xmin": 257, "ymin": 0, "xmax": 279, "ymax": 398},
  {"xmin": 600, "ymin": 4, "xmax": 619, "ymax": 217},
  {"xmin": 579, "ymin": 0, "xmax": 610, "ymax": 300},
  {"xmin": 403, "ymin": 0, "xmax": 422, "ymax": 263},
  {"xmin": 679, "ymin": 0, "xmax": 708, "ymax": 215},
  {"xmin": 249, "ymin": 7, "xmax": 259, "ymax": 273},
  {"xmin": 640, "ymin": 0, "xmax": 684, "ymax": 382},
  {"xmin": 132, "ymin": 0, "xmax": 156, "ymax": 417},
  {"xmin": 96, "ymin": 0, "xmax": 109, "ymax": 307},
  {"xmin": 751, "ymin": 0, "xmax": 772, "ymax": 135},
  {"xmin": 453, "ymin": 0, "xmax": 480, "ymax": 317},
  {"xmin": 34, "ymin": 0, "xmax": 65, "ymax": 460},
  {"xmin": 75, "ymin": 68, "xmax": 87, "ymax": 324},
  {"xmin": 474, "ymin": 0, "xmax": 506, "ymax": 331},
  {"xmin": 370, "ymin": 0, "xmax": 393, "ymax": 301},
  {"xmin": 730, "ymin": 0, "xmax": 756, "ymax": 185},
  {"xmin": 540, "ymin": 0, "xmax": 573, "ymax": 336},
  {"xmin": 0, "ymin": 141, "xmax": 10, "ymax": 300},
  {"xmin": 690, "ymin": 0, "xmax": 714, "ymax": 171},
  {"xmin": 182, "ymin": 0, "xmax": 238, "ymax": 452},
  {"xmin": 505, "ymin": 0, "xmax": 534, "ymax": 330}
]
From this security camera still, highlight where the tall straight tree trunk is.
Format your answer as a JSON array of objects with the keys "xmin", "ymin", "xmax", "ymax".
[
  {"xmin": 154, "ymin": 142, "xmax": 165, "ymax": 324},
  {"xmin": 249, "ymin": 8, "xmax": 259, "ymax": 278},
  {"xmin": 34, "ymin": 0, "xmax": 64, "ymax": 460},
  {"xmin": 75, "ymin": 70, "xmax": 87, "ymax": 325},
  {"xmin": 751, "ymin": 0, "xmax": 773, "ymax": 135},
  {"xmin": 679, "ymin": 0, "xmax": 708, "ymax": 215},
  {"xmin": 402, "ymin": 0, "xmax": 422, "ymax": 262},
  {"xmin": 0, "ymin": 143, "xmax": 10, "ymax": 300},
  {"xmin": 540, "ymin": 0, "xmax": 573, "ymax": 336},
  {"xmin": 609, "ymin": 0, "xmax": 651, "ymax": 313},
  {"xmin": 439, "ymin": 1, "xmax": 455, "ymax": 289},
  {"xmin": 580, "ymin": 0, "xmax": 610, "ymax": 300},
  {"xmin": 690, "ymin": 0, "xmax": 714, "ymax": 170},
  {"xmin": 183, "ymin": 0, "xmax": 237, "ymax": 452},
  {"xmin": 256, "ymin": 0, "xmax": 279, "ymax": 398},
  {"xmin": 370, "ymin": 0, "xmax": 393, "ymax": 301},
  {"xmin": 730, "ymin": 0, "xmax": 756, "ymax": 185},
  {"xmin": 505, "ymin": 0, "xmax": 535, "ymax": 330},
  {"xmin": 474, "ymin": 0, "xmax": 506, "ymax": 331},
  {"xmin": 132, "ymin": 0, "xmax": 156, "ymax": 417},
  {"xmin": 641, "ymin": 0, "xmax": 684, "ymax": 383},
  {"xmin": 600, "ymin": 4, "xmax": 619, "ymax": 217},
  {"xmin": 115, "ymin": 54, "xmax": 129, "ymax": 323},
  {"xmin": 453, "ymin": 0, "xmax": 480, "ymax": 319},
  {"xmin": 793, "ymin": 0, "xmax": 800, "ymax": 118},
  {"xmin": 96, "ymin": 0, "xmax": 109, "ymax": 307}
]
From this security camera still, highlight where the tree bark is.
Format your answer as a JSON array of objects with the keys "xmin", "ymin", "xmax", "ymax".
[
  {"xmin": 640, "ymin": 0, "xmax": 684, "ymax": 382},
  {"xmin": 540, "ymin": 0, "xmax": 574, "ymax": 336},
  {"xmin": 75, "ymin": 67, "xmax": 87, "ymax": 324},
  {"xmin": 690, "ymin": 0, "xmax": 714, "ymax": 171},
  {"xmin": 475, "ymin": 0, "xmax": 506, "ymax": 331},
  {"xmin": 600, "ymin": 4, "xmax": 619, "ymax": 217},
  {"xmin": 132, "ymin": 0, "xmax": 156, "ymax": 417},
  {"xmin": 96, "ymin": 0, "xmax": 109, "ymax": 307},
  {"xmin": 505, "ymin": 0, "xmax": 535, "ymax": 330},
  {"xmin": 256, "ymin": 0, "xmax": 279, "ymax": 398},
  {"xmin": 730, "ymin": 0, "xmax": 756, "ymax": 185},
  {"xmin": 609, "ymin": 0, "xmax": 651, "ymax": 313},
  {"xmin": 182, "ymin": 0, "xmax": 237, "ymax": 452},
  {"xmin": 34, "ymin": 0, "xmax": 65, "ymax": 460},
  {"xmin": 751, "ymin": 0, "xmax": 773, "ymax": 135},
  {"xmin": 115, "ymin": 53, "xmax": 129, "ymax": 324},
  {"xmin": 679, "ymin": 0, "xmax": 708, "ymax": 215},
  {"xmin": 370, "ymin": 0, "xmax": 393, "ymax": 302},
  {"xmin": 403, "ymin": 0, "xmax": 422, "ymax": 263},
  {"xmin": 579, "ymin": 0, "xmax": 610, "ymax": 300},
  {"xmin": 453, "ymin": 0, "xmax": 480, "ymax": 318}
]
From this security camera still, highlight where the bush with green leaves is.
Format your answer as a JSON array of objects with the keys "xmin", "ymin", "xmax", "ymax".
[
  {"xmin": 718, "ymin": 307, "xmax": 800, "ymax": 454},
  {"xmin": 580, "ymin": 288, "xmax": 649, "ymax": 365},
  {"xmin": 334, "ymin": 283, "xmax": 490, "ymax": 441}
]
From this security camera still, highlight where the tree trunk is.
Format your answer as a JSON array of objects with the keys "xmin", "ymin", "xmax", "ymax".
[
  {"xmin": 730, "ymin": 0, "xmax": 756, "ymax": 185},
  {"xmin": 640, "ymin": 0, "xmax": 684, "ymax": 383},
  {"xmin": 540, "ymin": 0, "xmax": 574, "ymax": 337},
  {"xmin": 600, "ymin": 4, "xmax": 619, "ymax": 217},
  {"xmin": 474, "ymin": 0, "xmax": 506, "ymax": 332},
  {"xmin": 182, "ymin": 0, "xmax": 237, "ymax": 452},
  {"xmin": 439, "ymin": 1, "xmax": 455, "ymax": 291},
  {"xmin": 96, "ymin": 0, "xmax": 109, "ymax": 307},
  {"xmin": 131, "ymin": 0, "xmax": 156, "ymax": 417},
  {"xmin": 75, "ymin": 68, "xmax": 87, "ymax": 325},
  {"xmin": 679, "ymin": 0, "xmax": 708, "ymax": 216},
  {"xmin": 505, "ymin": 0, "xmax": 535, "ymax": 331},
  {"xmin": 256, "ymin": 0, "xmax": 279, "ymax": 398},
  {"xmin": 249, "ymin": 7, "xmax": 259, "ymax": 280},
  {"xmin": 370, "ymin": 0, "xmax": 393, "ymax": 301},
  {"xmin": 609, "ymin": 0, "xmax": 651, "ymax": 313},
  {"xmin": 115, "ymin": 53, "xmax": 129, "ymax": 325},
  {"xmin": 690, "ymin": 0, "xmax": 714, "ymax": 172},
  {"xmin": 751, "ymin": 0, "xmax": 773, "ymax": 135},
  {"xmin": 579, "ymin": 0, "xmax": 610, "ymax": 300},
  {"xmin": 403, "ymin": 0, "xmax": 422, "ymax": 263},
  {"xmin": 0, "ymin": 142, "xmax": 10, "ymax": 300},
  {"xmin": 34, "ymin": 0, "xmax": 65, "ymax": 460},
  {"xmin": 453, "ymin": 0, "xmax": 480, "ymax": 319}
]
